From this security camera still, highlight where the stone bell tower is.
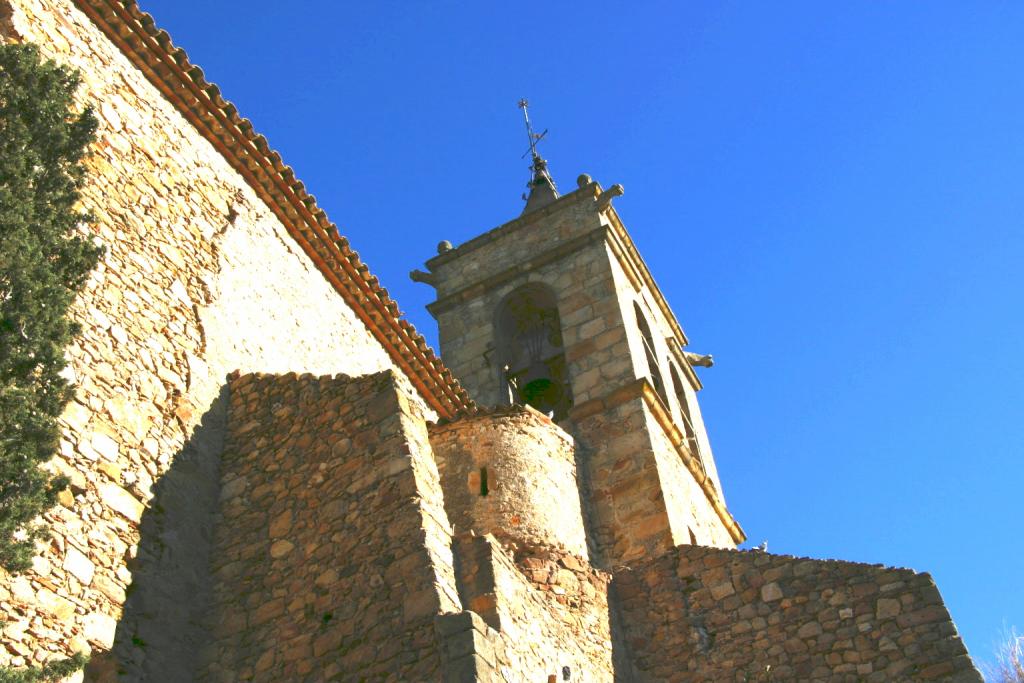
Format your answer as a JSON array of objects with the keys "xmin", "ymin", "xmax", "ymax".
[{"xmin": 412, "ymin": 106, "xmax": 744, "ymax": 566}]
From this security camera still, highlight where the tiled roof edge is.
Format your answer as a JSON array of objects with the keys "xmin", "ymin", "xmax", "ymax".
[{"xmin": 72, "ymin": 0, "xmax": 474, "ymax": 418}]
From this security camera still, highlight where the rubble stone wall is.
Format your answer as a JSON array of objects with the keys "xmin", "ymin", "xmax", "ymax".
[
  {"xmin": 447, "ymin": 534, "xmax": 614, "ymax": 681},
  {"xmin": 615, "ymin": 545, "xmax": 982, "ymax": 682},
  {"xmin": 201, "ymin": 371, "xmax": 460, "ymax": 681},
  {"xmin": 0, "ymin": 0, "xmax": 425, "ymax": 674},
  {"xmin": 429, "ymin": 407, "xmax": 589, "ymax": 558}
]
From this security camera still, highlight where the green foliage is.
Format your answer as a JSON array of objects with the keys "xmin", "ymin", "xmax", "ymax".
[
  {"xmin": 0, "ymin": 653, "xmax": 88, "ymax": 683},
  {"xmin": 0, "ymin": 41, "xmax": 101, "ymax": 572}
]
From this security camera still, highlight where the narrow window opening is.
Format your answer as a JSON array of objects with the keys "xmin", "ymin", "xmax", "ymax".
[
  {"xmin": 635, "ymin": 302, "xmax": 669, "ymax": 406},
  {"xmin": 479, "ymin": 466, "xmax": 489, "ymax": 496},
  {"xmin": 671, "ymin": 363, "xmax": 705, "ymax": 475}
]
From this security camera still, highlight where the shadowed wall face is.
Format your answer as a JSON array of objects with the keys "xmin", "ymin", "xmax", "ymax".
[{"xmin": 201, "ymin": 371, "xmax": 459, "ymax": 681}]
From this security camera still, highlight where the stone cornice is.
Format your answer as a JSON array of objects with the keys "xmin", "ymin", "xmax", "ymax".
[
  {"xmin": 71, "ymin": 0, "xmax": 473, "ymax": 419},
  {"xmin": 427, "ymin": 227, "xmax": 607, "ymax": 317},
  {"xmin": 425, "ymin": 186, "xmax": 600, "ymax": 271},
  {"xmin": 569, "ymin": 377, "xmax": 745, "ymax": 545}
]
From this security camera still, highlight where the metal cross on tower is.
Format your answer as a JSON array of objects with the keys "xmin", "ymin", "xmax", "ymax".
[
  {"xmin": 517, "ymin": 99, "xmax": 558, "ymax": 211},
  {"xmin": 517, "ymin": 98, "xmax": 548, "ymax": 162}
]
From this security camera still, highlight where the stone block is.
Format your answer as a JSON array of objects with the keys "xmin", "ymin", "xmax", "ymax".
[
  {"xmin": 435, "ymin": 611, "xmax": 480, "ymax": 638},
  {"xmin": 709, "ymin": 581, "xmax": 736, "ymax": 600},
  {"xmin": 83, "ymin": 611, "xmax": 118, "ymax": 649},
  {"xmin": 876, "ymin": 597, "xmax": 902, "ymax": 619},
  {"xmin": 63, "ymin": 546, "xmax": 95, "ymax": 585},
  {"xmin": 761, "ymin": 582, "xmax": 783, "ymax": 602},
  {"xmin": 268, "ymin": 509, "xmax": 292, "ymax": 538},
  {"xmin": 90, "ymin": 432, "xmax": 120, "ymax": 461},
  {"xmin": 36, "ymin": 589, "xmax": 76, "ymax": 622},
  {"xmin": 99, "ymin": 482, "xmax": 144, "ymax": 522}
]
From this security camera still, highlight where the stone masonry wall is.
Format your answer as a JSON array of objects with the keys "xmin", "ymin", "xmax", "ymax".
[
  {"xmin": 201, "ymin": 371, "xmax": 624, "ymax": 682},
  {"xmin": 429, "ymin": 202, "xmax": 624, "ymax": 411},
  {"xmin": 607, "ymin": 241, "xmax": 726, "ymax": 501},
  {"xmin": 426, "ymin": 188, "xmax": 602, "ymax": 303},
  {"xmin": 201, "ymin": 371, "xmax": 460, "ymax": 681},
  {"xmin": 615, "ymin": 545, "xmax": 982, "ymax": 682},
  {"xmin": 429, "ymin": 407, "xmax": 590, "ymax": 559},
  {"xmin": 1, "ymin": 0, "xmax": 428, "ymax": 676},
  {"xmin": 441, "ymin": 533, "xmax": 614, "ymax": 681},
  {"xmin": 573, "ymin": 394, "xmax": 680, "ymax": 565},
  {"xmin": 642, "ymin": 402, "xmax": 735, "ymax": 549}
]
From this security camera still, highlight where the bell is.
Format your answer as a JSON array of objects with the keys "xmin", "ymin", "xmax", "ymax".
[{"xmin": 518, "ymin": 359, "xmax": 561, "ymax": 416}]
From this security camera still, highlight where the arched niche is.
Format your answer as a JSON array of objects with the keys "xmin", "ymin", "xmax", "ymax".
[{"xmin": 493, "ymin": 283, "xmax": 573, "ymax": 420}]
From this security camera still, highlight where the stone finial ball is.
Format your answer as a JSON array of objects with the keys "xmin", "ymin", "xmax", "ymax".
[
  {"xmin": 437, "ymin": 240, "xmax": 454, "ymax": 254},
  {"xmin": 577, "ymin": 173, "xmax": 592, "ymax": 188}
]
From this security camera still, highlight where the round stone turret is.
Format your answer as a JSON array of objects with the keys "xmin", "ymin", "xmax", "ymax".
[{"xmin": 428, "ymin": 405, "xmax": 588, "ymax": 559}]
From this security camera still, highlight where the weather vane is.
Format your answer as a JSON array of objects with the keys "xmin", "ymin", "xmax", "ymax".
[{"xmin": 517, "ymin": 98, "xmax": 548, "ymax": 160}]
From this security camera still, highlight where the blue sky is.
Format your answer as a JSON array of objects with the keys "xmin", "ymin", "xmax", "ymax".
[{"xmin": 142, "ymin": 1, "xmax": 1023, "ymax": 668}]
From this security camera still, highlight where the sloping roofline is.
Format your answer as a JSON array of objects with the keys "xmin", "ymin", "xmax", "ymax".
[{"xmin": 72, "ymin": 0, "xmax": 474, "ymax": 418}]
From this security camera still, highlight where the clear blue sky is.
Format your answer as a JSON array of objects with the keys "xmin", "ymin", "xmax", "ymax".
[{"xmin": 142, "ymin": 1, "xmax": 1023, "ymax": 668}]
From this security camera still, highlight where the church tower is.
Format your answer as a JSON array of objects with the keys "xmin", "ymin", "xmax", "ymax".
[{"xmin": 413, "ymin": 104, "xmax": 744, "ymax": 566}]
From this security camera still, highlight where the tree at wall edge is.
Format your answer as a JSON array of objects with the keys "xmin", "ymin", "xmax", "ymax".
[{"xmin": 0, "ymin": 40, "xmax": 102, "ymax": 677}]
